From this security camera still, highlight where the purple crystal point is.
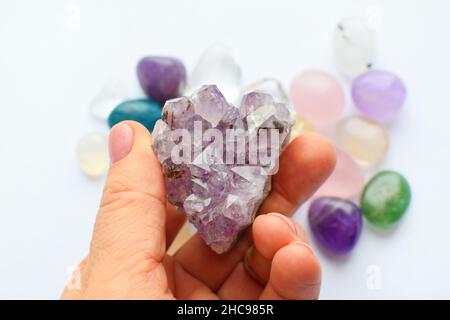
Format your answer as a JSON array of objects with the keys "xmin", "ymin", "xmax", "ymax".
[{"xmin": 152, "ymin": 85, "xmax": 293, "ymax": 253}]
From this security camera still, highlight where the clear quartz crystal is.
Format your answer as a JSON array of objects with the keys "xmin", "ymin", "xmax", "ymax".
[
  {"xmin": 237, "ymin": 78, "xmax": 289, "ymax": 105},
  {"xmin": 90, "ymin": 78, "xmax": 130, "ymax": 120},
  {"xmin": 76, "ymin": 132, "xmax": 109, "ymax": 178},
  {"xmin": 333, "ymin": 16, "xmax": 376, "ymax": 78},
  {"xmin": 186, "ymin": 43, "xmax": 241, "ymax": 102}
]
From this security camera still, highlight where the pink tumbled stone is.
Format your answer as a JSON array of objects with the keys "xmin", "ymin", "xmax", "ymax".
[
  {"xmin": 314, "ymin": 149, "xmax": 364, "ymax": 199},
  {"xmin": 290, "ymin": 70, "xmax": 345, "ymax": 128}
]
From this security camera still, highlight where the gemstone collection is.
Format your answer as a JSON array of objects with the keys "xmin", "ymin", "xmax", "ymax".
[{"xmin": 77, "ymin": 15, "xmax": 411, "ymax": 256}]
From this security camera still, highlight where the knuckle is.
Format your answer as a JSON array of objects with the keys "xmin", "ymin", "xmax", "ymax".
[
  {"xmin": 94, "ymin": 203, "xmax": 162, "ymax": 248},
  {"xmin": 101, "ymin": 166, "xmax": 165, "ymax": 208},
  {"xmin": 91, "ymin": 192, "xmax": 166, "ymax": 263},
  {"xmin": 102, "ymin": 170, "xmax": 140, "ymax": 201}
]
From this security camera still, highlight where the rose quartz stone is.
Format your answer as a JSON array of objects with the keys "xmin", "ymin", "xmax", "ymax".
[
  {"xmin": 314, "ymin": 148, "xmax": 364, "ymax": 199},
  {"xmin": 290, "ymin": 70, "xmax": 345, "ymax": 128}
]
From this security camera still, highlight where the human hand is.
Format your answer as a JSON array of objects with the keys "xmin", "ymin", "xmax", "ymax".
[{"xmin": 62, "ymin": 120, "xmax": 335, "ymax": 300}]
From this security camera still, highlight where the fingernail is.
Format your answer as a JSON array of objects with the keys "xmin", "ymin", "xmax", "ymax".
[
  {"xmin": 291, "ymin": 241, "xmax": 314, "ymax": 255},
  {"xmin": 267, "ymin": 212, "xmax": 297, "ymax": 235},
  {"xmin": 109, "ymin": 122, "xmax": 133, "ymax": 163}
]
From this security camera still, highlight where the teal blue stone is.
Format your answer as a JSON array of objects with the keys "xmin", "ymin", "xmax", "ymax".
[{"xmin": 108, "ymin": 99, "xmax": 161, "ymax": 132}]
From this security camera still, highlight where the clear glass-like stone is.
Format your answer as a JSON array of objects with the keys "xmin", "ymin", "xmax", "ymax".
[
  {"xmin": 290, "ymin": 69, "xmax": 345, "ymax": 129},
  {"xmin": 333, "ymin": 16, "xmax": 376, "ymax": 78},
  {"xmin": 76, "ymin": 132, "xmax": 109, "ymax": 178},
  {"xmin": 186, "ymin": 43, "xmax": 241, "ymax": 102},
  {"xmin": 238, "ymin": 78, "xmax": 288, "ymax": 105},
  {"xmin": 335, "ymin": 116, "xmax": 389, "ymax": 169},
  {"xmin": 90, "ymin": 78, "xmax": 130, "ymax": 121}
]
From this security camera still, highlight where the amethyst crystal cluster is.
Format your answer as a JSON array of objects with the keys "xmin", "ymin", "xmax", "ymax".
[{"xmin": 152, "ymin": 85, "xmax": 293, "ymax": 253}]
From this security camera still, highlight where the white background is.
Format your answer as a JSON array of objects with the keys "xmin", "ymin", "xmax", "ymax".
[{"xmin": 0, "ymin": 0, "xmax": 449, "ymax": 299}]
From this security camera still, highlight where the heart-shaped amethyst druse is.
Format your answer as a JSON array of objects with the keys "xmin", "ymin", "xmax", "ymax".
[{"xmin": 152, "ymin": 85, "xmax": 293, "ymax": 253}]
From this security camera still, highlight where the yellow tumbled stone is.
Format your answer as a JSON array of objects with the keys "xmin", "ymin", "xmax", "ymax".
[
  {"xmin": 167, "ymin": 222, "xmax": 193, "ymax": 255},
  {"xmin": 76, "ymin": 132, "xmax": 109, "ymax": 178},
  {"xmin": 335, "ymin": 115, "xmax": 389, "ymax": 168},
  {"xmin": 290, "ymin": 113, "xmax": 315, "ymax": 142}
]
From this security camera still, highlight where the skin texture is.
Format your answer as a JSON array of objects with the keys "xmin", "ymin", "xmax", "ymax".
[{"xmin": 61, "ymin": 120, "xmax": 336, "ymax": 300}]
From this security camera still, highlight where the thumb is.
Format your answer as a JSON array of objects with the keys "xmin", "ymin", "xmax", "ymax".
[{"xmin": 90, "ymin": 121, "xmax": 167, "ymax": 266}]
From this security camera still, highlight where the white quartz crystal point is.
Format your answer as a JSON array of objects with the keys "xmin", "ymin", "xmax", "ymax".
[
  {"xmin": 333, "ymin": 16, "xmax": 376, "ymax": 78},
  {"xmin": 186, "ymin": 43, "xmax": 242, "ymax": 102}
]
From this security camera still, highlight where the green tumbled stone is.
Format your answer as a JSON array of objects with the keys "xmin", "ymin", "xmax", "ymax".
[
  {"xmin": 360, "ymin": 171, "xmax": 411, "ymax": 228},
  {"xmin": 108, "ymin": 99, "xmax": 161, "ymax": 132}
]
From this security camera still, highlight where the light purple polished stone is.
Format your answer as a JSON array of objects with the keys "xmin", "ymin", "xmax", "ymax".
[
  {"xmin": 137, "ymin": 56, "xmax": 186, "ymax": 107},
  {"xmin": 352, "ymin": 70, "xmax": 406, "ymax": 123},
  {"xmin": 308, "ymin": 197, "xmax": 362, "ymax": 256},
  {"xmin": 152, "ymin": 85, "xmax": 293, "ymax": 253}
]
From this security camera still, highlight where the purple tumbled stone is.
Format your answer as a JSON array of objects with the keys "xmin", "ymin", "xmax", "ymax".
[
  {"xmin": 352, "ymin": 70, "xmax": 406, "ymax": 123},
  {"xmin": 308, "ymin": 197, "xmax": 362, "ymax": 256},
  {"xmin": 152, "ymin": 85, "xmax": 293, "ymax": 253},
  {"xmin": 137, "ymin": 56, "xmax": 186, "ymax": 106}
]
